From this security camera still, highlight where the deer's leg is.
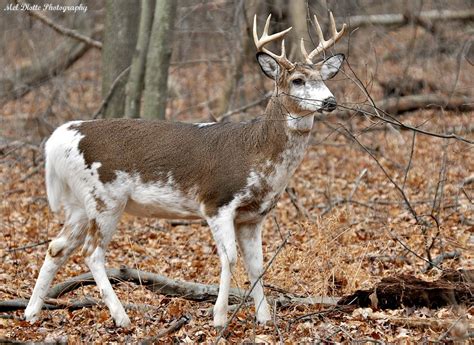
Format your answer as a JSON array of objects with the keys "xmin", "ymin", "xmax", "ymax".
[
  {"xmin": 83, "ymin": 212, "xmax": 130, "ymax": 327},
  {"xmin": 236, "ymin": 221, "xmax": 271, "ymax": 324},
  {"xmin": 207, "ymin": 210, "xmax": 237, "ymax": 329},
  {"xmin": 25, "ymin": 209, "xmax": 88, "ymax": 323}
]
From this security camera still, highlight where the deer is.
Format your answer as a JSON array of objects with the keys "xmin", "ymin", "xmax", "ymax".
[{"xmin": 24, "ymin": 12, "xmax": 347, "ymax": 328}]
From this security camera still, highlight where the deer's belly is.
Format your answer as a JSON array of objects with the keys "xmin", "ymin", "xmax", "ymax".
[{"xmin": 124, "ymin": 194, "xmax": 201, "ymax": 220}]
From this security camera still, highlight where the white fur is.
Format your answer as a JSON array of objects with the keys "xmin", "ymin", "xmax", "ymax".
[
  {"xmin": 286, "ymin": 113, "xmax": 315, "ymax": 132},
  {"xmin": 195, "ymin": 122, "xmax": 217, "ymax": 128},
  {"xmin": 206, "ymin": 200, "xmax": 239, "ymax": 327},
  {"xmin": 292, "ymin": 81, "xmax": 334, "ymax": 112}
]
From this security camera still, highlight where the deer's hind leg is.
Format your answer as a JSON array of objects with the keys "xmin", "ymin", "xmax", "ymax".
[
  {"xmin": 83, "ymin": 208, "xmax": 130, "ymax": 327},
  {"xmin": 25, "ymin": 208, "xmax": 88, "ymax": 323}
]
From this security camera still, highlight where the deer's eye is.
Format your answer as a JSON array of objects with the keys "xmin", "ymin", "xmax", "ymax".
[{"xmin": 292, "ymin": 78, "xmax": 305, "ymax": 86}]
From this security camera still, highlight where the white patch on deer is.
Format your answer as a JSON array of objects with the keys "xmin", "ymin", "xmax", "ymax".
[
  {"xmin": 292, "ymin": 81, "xmax": 334, "ymax": 112},
  {"xmin": 120, "ymin": 173, "xmax": 201, "ymax": 219},
  {"xmin": 206, "ymin": 194, "xmax": 242, "ymax": 327},
  {"xmin": 195, "ymin": 122, "xmax": 217, "ymax": 128},
  {"xmin": 286, "ymin": 113, "xmax": 315, "ymax": 132},
  {"xmin": 260, "ymin": 134, "xmax": 309, "ymax": 212},
  {"xmin": 45, "ymin": 121, "xmax": 104, "ymax": 218}
]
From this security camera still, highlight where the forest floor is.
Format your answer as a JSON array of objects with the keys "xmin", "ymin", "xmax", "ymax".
[
  {"xmin": 1, "ymin": 108, "xmax": 472, "ymax": 342},
  {"xmin": 1, "ymin": 18, "xmax": 473, "ymax": 344}
]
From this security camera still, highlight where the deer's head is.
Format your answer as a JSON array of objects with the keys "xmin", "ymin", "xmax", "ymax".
[{"xmin": 254, "ymin": 13, "xmax": 346, "ymax": 116}]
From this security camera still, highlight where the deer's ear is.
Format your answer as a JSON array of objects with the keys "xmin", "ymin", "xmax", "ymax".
[
  {"xmin": 320, "ymin": 54, "xmax": 345, "ymax": 80},
  {"xmin": 257, "ymin": 52, "xmax": 281, "ymax": 80}
]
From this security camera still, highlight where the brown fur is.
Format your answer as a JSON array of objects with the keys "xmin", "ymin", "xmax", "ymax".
[
  {"xmin": 74, "ymin": 108, "xmax": 290, "ymax": 217},
  {"xmin": 74, "ymin": 62, "xmax": 323, "ymax": 218},
  {"xmin": 82, "ymin": 219, "xmax": 102, "ymax": 256}
]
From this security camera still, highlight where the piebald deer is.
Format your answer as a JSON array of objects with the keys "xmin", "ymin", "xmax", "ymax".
[{"xmin": 25, "ymin": 13, "xmax": 347, "ymax": 328}]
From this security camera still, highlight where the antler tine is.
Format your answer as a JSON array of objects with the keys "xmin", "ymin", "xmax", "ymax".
[
  {"xmin": 301, "ymin": 11, "xmax": 347, "ymax": 64},
  {"xmin": 253, "ymin": 14, "xmax": 294, "ymax": 70}
]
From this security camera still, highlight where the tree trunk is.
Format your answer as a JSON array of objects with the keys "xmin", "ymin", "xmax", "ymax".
[
  {"xmin": 101, "ymin": 0, "xmax": 140, "ymax": 118},
  {"xmin": 125, "ymin": 0, "xmax": 155, "ymax": 118},
  {"xmin": 142, "ymin": 0, "xmax": 177, "ymax": 120},
  {"xmin": 288, "ymin": 0, "xmax": 310, "ymax": 60},
  {"xmin": 214, "ymin": 1, "xmax": 248, "ymax": 117}
]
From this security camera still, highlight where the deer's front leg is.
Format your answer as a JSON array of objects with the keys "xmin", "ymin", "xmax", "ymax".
[
  {"xmin": 236, "ymin": 221, "xmax": 271, "ymax": 324},
  {"xmin": 207, "ymin": 211, "xmax": 237, "ymax": 329}
]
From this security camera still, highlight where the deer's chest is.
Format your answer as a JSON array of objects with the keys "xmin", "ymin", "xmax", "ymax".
[{"xmin": 235, "ymin": 137, "xmax": 308, "ymax": 224}]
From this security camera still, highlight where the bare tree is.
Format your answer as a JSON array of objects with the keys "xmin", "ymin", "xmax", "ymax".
[
  {"xmin": 142, "ymin": 0, "xmax": 177, "ymax": 120},
  {"xmin": 125, "ymin": 0, "xmax": 155, "ymax": 118},
  {"xmin": 101, "ymin": 0, "xmax": 139, "ymax": 118}
]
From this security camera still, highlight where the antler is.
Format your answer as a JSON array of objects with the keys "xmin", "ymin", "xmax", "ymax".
[
  {"xmin": 301, "ymin": 11, "xmax": 347, "ymax": 64},
  {"xmin": 253, "ymin": 14, "xmax": 295, "ymax": 70}
]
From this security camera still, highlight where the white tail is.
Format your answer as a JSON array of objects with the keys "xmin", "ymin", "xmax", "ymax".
[{"xmin": 25, "ymin": 13, "xmax": 347, "ymax": 328}]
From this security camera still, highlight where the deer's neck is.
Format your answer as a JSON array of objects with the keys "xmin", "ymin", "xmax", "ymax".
[{"xmin": 254, "ymin": 96, "xmax": 314, "ymax": 188}]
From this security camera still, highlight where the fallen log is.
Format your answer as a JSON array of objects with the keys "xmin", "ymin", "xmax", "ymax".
[
  {"xmin": 341, "ymin": 94, "xmax": 474, "ymax": 118},
  {"xmin": 0, "ymin": 266, "xmax": 339, "ymax": 313},
  {"xmin": 45, "ymin": 266, "xmax": 247, "ymax": 303},
  {"xmin": 338, "ymin": 269, "xmax": 473, "ymax": 309},
  {"xmin": 348, "ymin": 9, "xmax": 474, "ymax": 28},
  {"xmin": 376, "ymin": 94, "xmax": 474, "ymax": 115}
]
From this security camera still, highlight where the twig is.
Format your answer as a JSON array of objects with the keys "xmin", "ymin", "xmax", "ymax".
[
  {"xmin": 272, "ymin": 300, "xmax": 284, "ymax": 344},
  {"xmin": 402, "ymin": 132, "xmax": 416, "ymax": 190},
  {"xmin": 217, "ymin": 91, "xmax": 271, "ymax": 122},
  {"xmin": 348, "ymin": 168, "xmax": 368, "ymax": 202},
  {"xmin": 93, "ymin": 66, "xmax": 131, "ymax": 119},
  {"xmin": 392, "ymin": 235, "xmax": 441, "ymax": 270},
  {"xmin": 285, "ymin": 187, "xmax": 313, "ymax": 221},
  {"xmin": 340, "ymin": 126, "xmax": 420, "ymax": 224},
  {"xmin": 19, "ymin": 166, "xmax": 42, "ymax": 183},
  {"xmin": 167, "ymin": 219, "xmax": 207, "ymax": 226},
  {"xmin": 340, "ymin": 64, "xmax": 474, "ymax": 145},
  {"xmin": 422, "ymin": 251, "xmax": 461, "ymax": 273},
  {"xmin": 142, "ymin": 315, "xmax": 191, "ymax": 344},
  {"xmin": 6, "ymin": 240, "xmax": 50, "ymax": 253},
  {"xmin": 437, "ymin": 312, "xmax": 470, "ymax": 342},
  {"xmin": 16, "ymin": 0, "xmax": 102, "ymax": 49}
]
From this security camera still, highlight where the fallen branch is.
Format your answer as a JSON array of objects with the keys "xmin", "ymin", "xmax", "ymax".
[
  {"xmin": 340, "ymin": 94, "xmax": 473, "ymax": 119},
  {"xmin": 16, "ymin": 0, "xmax": 102, "ymax": 49},
  {"xmin": 142, "ymin": 315, "xmax": 191, "ymax": 344},
  {"xmin": 0, "ymin": 297, "xmax": 98, "ymax": 312},
  {"xmin": 376, "ymin": 94, "xmax": 473, "ymax": 115},
  {"xmin": 348, "ymin": 9, "xmax": 474, "ymax": 27},
  {"xmin": 0, "ymin": 297, "xmax": 162, "ymax": 313},
  {"xmin": 353, "ymin": 308, "xmax": 469, "ymax": 333},
  {"xmin": 46, "ymin": 266, "xmax": 247, "ymax": 303}
]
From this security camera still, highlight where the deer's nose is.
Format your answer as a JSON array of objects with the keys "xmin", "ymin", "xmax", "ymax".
[{"xmin": 321, "ymin": 97, "xmax": 337, "ymax": 112}]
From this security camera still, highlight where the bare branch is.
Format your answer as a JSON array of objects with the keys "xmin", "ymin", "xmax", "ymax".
[
  {"xmin": 218, "ymin": 91, "xmax": 272, "ymax": 122},
  {"xmin": 16, "ymin": 0, "xmax": 102, "ymax": 49},
  {"xmin": 93, "ymin": 66, "xmax": 131, "ymax": 119}
]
